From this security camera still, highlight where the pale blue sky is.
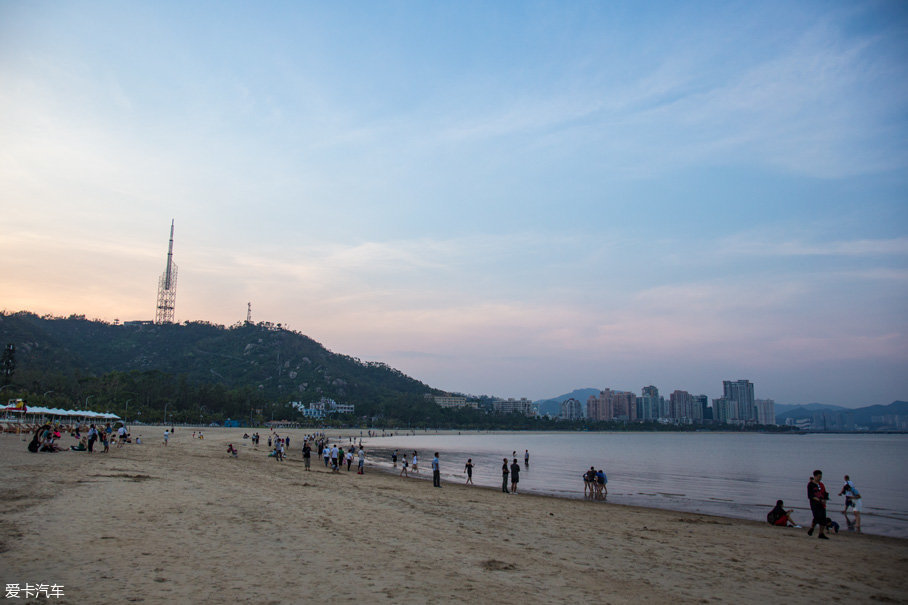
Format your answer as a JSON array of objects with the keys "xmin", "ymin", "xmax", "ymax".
[{"xmin": 1, "ymin": 1, "xmax": 906, "ymax": 406}]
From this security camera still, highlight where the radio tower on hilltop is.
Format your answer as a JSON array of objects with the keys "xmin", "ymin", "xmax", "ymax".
[{"xmin": 154, "ymin": 220, "xmax": 178, "ymax": 324}]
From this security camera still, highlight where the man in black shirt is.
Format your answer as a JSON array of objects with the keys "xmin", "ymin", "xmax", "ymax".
[
  {"xmin": 501, "ymin": 458, "xmax": 510, "ymax": 493},
  {"xmin": 510, "ymin": 458, "xmax": 521, "ymax": 494}
]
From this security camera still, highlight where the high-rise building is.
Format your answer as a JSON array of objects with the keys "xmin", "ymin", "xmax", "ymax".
[
  {"xmin": 586, "ymin": 389, "xmax": 637, "ymax": 421},
  {"xmin": 638, "ymin": 385, "xmax": 662, "ymax": 420},
  {"xmin": 693, "ymin": 395, "xmax": 709, "ymax": 421},
  {"xmin": 712, "ymin": 398, "xmax": 730, "ymax": 423},
  {"xmin": 669, "ymin": 390, "xmax": 694, "ymax": 421},
  {"xmin": 723, "ymin": 379, "xmax": 755, "ymax": 423},
  {"xmin": 755, "ymin": 398, "xmax": 775, "ymax": 425},
  {"xmin": 561, "ymin": 398, "xmax": 583, "ymax": 420}
]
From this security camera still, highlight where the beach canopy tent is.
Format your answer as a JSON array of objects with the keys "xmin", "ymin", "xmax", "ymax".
[{"xmin": 1, "ymin": 405, "xmax": 120, "ymax": 420}]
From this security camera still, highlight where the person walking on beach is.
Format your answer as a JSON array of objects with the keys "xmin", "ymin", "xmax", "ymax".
[
  {"xmin": 412, "ymin": 452, "xmax": 419, "ymax": 475},
  {"xmin": 839, "ymin": 475, "xmax": 862, "ymax": 532},
  {"xmin": 807, "ymin": 470, "xmax": 830, "ymax": 540},
  {"xmin": 303, "ymin": 441, "xmax": 311, "ymax": 471},
  {"xmin": 323, "ymin": 444, "xmax": 330, "ymax": 467},
  {"xmin": 524, "ymin": 449, "xmax": 529, "ymax": 470},
  {"xmin": 163, "ymin": 429, "xmax": 169, "ymax": 446},
  {"xmin": 501, "ymin": 458, "xmax": 510, "ymax": 493},
  {"xmin": 464, "ymin": 459, "xmax": 474, "ymax": 485},
  {"xmin": 357, "ymin": 446, "xmax": 365, "ymax": 474},
  {"xmin": 330, "ymin": 445, "xmax": 339, "ymax": 472},
  {"xmin": 510, "ymin": 458, "xmax": 520, "ymax": 494},
  {"xmin": 400, "ymin": 454, "xmax": 409, "ymax": 477},
  {"xmin": 432, "ymin": 452, "xmax": 441, "ymax": 488}
]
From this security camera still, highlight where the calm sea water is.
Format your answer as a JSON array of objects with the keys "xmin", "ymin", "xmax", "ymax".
[{"xmin": 362, "ymin": 431, "xmax": 908, "ymax": 538}]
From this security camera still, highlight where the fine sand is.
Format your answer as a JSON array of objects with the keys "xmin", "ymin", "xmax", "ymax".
[{"xmin": 2, "ymin": 427, "xmax": 906, "ymax": 604}]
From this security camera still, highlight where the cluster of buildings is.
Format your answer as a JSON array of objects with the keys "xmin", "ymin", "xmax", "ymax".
[
  {"xmin": 562, "ymin": 380, "xmax": 776, "ymax": 426},
  {"xmin": 432, "ymin": 395, "xmax": 536, "ymax": 416},
  {"xmin": 290, "ymin": 397, "xmax": 355, "ymax": 419}
]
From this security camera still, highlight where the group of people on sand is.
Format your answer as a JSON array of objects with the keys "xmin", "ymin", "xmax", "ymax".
[
  {"xmin": 316, "ymin": 441, "xmax": 366, "ymax": 474},
  {"xmin": 767, "ymin": 470, "xmax": 863, "ymax": 537},
  {"xmin": 396, "ymin": 450, "xmax": 421, "ymax": 477},
  {"xmin": 26, "ymin": 422, "xmax": 134, "ymax": 453}
]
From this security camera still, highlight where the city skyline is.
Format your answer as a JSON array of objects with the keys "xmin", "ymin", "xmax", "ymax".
[{"xmin": 2, "ymin": 2, "xmax": 906, "ymax": 407}]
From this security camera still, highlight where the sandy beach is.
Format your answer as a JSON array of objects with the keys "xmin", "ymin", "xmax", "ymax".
[{"xmin": 2, "ymin": 427, "xmax": 906, "ymax": 604}]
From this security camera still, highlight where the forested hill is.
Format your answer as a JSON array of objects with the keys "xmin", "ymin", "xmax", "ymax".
[{"xmin": 0, "ymin": 311, "xmax": 442, "ymax": 424}]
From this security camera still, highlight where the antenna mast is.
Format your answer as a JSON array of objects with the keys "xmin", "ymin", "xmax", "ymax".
[
  {"xmin": 154, "ymin": 219, "xmax": 178, "ymax": 324},
  {"xmin": 246, "ymin": 302, "xmax": 252, "ymax": 324}
]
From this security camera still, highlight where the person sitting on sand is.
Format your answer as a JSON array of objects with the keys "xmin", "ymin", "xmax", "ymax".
[{"xmin": 767, "ymin": 500, "xmax": 800, "ymax": 527}]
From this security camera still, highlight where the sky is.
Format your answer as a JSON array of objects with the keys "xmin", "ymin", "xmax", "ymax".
[{"xmin": 1, "ymin": 1, "xmax": 906, "ymax": 407}]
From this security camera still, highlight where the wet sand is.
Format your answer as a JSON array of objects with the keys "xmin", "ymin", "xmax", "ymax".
[{"xmin": 1, "ymin": 427, "xmax": 906, "ymax": 604}]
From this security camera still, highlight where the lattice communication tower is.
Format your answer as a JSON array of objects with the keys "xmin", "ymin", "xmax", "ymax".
[{"xmin": 154, "ymin": 219, "xmax": 178, "ymax": 324}]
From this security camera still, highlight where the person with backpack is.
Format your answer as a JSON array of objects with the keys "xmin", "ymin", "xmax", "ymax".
[{"xmin": 839, "ymin": 475, "xmax": 863, "ymax": 532}]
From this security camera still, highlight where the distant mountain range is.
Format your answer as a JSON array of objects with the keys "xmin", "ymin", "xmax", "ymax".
[
  {"xmin": 776, "ymin": 401, "xmax": 908, "ymax": 425},
  {"xmin": 773, "ymin": 403, "xmax": 851, "ymax": 415}
]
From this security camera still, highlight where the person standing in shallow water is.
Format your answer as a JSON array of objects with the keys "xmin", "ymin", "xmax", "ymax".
[
  {"xmin": 510, "ymin": 458, "xmax": 520, "ymax": 494},
  {"xmin": 501, "ymin": 458, "xmax": 510, "ymax": 493},
  {"xmin": 524, "ymin": 449, "xmax": 529, "ymax": 470}
]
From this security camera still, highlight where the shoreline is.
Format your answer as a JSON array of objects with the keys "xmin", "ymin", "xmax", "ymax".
[{"xmin": 2, "ymin": 427, "xmax": 907, "ymax": 603}]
